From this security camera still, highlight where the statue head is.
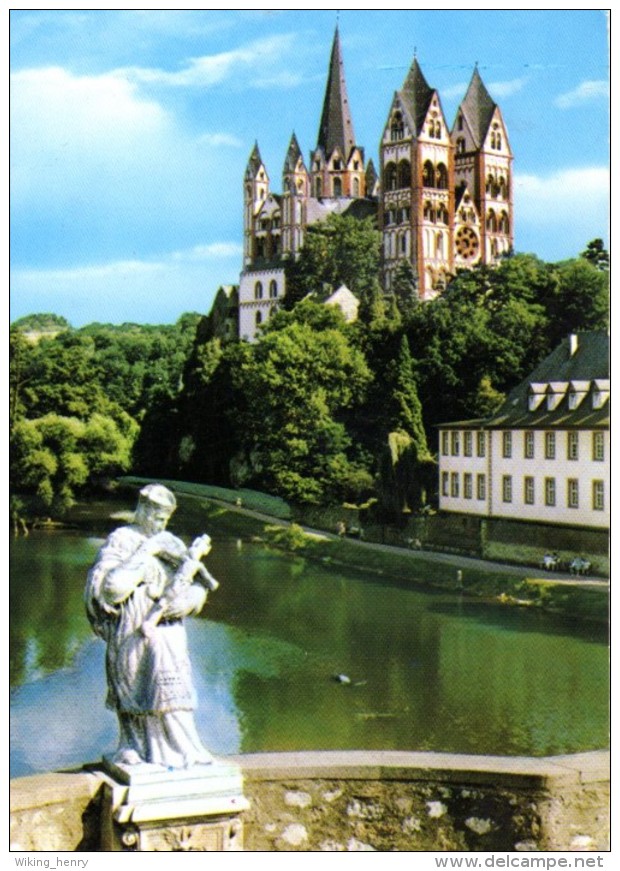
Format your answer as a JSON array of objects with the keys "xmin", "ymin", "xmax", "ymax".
[{"xmin": 134, "ymin": 484, "xmax": 177, "ymax": 536}]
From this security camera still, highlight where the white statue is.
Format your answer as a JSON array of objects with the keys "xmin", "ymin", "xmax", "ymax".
[{"xmin": 85, "ymin": 484, "xmax": 218, "ymax": 769}]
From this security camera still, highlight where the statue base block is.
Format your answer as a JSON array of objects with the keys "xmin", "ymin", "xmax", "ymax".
[{"xmin": 99, "ymin": 758, "xmax": 249, "ymax": 851}]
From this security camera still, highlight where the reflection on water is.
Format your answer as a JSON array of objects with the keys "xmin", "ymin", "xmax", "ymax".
[{"xmin": 10, "ymin": 503, "xmax": 609, "ymax": 778}]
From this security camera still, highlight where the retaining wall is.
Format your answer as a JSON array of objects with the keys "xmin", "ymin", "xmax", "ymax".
[{"xmin": 10, "ymin": 750, "xmax": 609, "ymax": 852}]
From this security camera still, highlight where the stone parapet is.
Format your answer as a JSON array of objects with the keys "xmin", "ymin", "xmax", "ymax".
[{"xmin": 10, "ymin": 750, "xmax": 609, "ymax": 852}]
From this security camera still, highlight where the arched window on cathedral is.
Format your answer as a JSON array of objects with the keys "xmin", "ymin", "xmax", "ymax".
[
  {"xmin": 487, "ymin": 210, "xmax": 497, "ymax": 233},
  {"xmin": 499, "ymin": 176, "xmax": 508, "ymax": 199},
  {"xmin": 390, "ymin": 112, "xmax": 404, "ymax": 141},
  {"xmin": 254, "ymin": 281, "xmax": 264, "ymax": 299},
  {"xmin": 255, "ymin": 311, "xmax": 263, "ymax": 327},
  {"xmin": 456, "ymin": 138, "xmax": 466, "ymax": 154},
  {"xmin": 458, "ymin": 114, "xmax": 464, "ymax": 131},
  {"xmin": 353, "ymin": 177, "xmax": 360, "ymax": 197},
  {"xmin": 490, "ymin": 238, "xmax": 498, "ymax": 258},
  {"xmin": 315, "ymin": 177, "xmax": 322, "ymax": 198},
  {"xmin": 438, "ymin": 205, "xmax": 449, "ymax": 225},
  {"xmin": 436, "ymin": 232, "xmax": 444, "ymax": 257},
  {"xmin": 269, "ymin": 279, "xmax": 278, "ymax": 298},
  {"xmin": 499, "ymin": 211, "xmax": 510, "ymax": 234},
  {"xmin": 400, "ymin": 233, "xmax": 407, "ymax": 254},
  {"xmin": 436, "ymin": 164, "xmax": 448, "ymax": 189},
  {"xmin": 384, "ymin": 162, "xmax": 398, "ymax": 191},
  {"xmin": 423, "ymin": 161, "xmax": 435, "ymax": 188},
  {"xmin": 398, "ymin": 160, "xmax": 411, "ymax": 189},
  {"xmin": 434, "ymin": 121, "xmax": 442, "ymax": 139},
  {"xmin": 333, "ymin": 177, "xmax": 342, "ymax": 197},
  {"xmin": 424, "ymin": 201, "xmax": 435, "ymax": 223}
]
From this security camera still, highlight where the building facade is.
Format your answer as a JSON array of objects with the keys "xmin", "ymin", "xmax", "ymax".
[
  {"xmin": 234, "ymin": 27, "xmax": 513, "ymax": 340},
  {"xmin": 438, "ymin": 333, "xmax": 610, "ymax": 531}
]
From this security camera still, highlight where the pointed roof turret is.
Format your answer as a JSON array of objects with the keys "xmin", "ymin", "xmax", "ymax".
[
  {"xmin": 245, "ymin": 141, "xmax": 264, "ymax": 179},
  {"xmin": 284, "ymin": 132, "xmax": 304, "ymax": 173},
  {"xmin": 399, "ymin": 58, "xmax": 435, "ymax": 135},
  {"xmin": 365, "ymin": 158, "xmax": 378, "ymax": 194},
  {"xmin": 458, "ymin": 67, "xmax": 497, "ymax": 148},
  {"xmin": 316, "ymin": 26, "xmax": 356, "ymax": 158}
]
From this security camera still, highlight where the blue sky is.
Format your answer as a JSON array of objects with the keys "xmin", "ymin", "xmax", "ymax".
[{"xmin": 10, "ymin": 8, "xmax": 610, "ymax": 326}]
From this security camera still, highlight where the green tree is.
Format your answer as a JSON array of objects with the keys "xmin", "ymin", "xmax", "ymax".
[
  {"xmin": 10, "ymin": 412, "xmax": 135, "ymax": 516},
  {"xmin": 230, "ymin": 305, "xmax": 372, "ymax": 504},
  {"xmin": 580, "ymin": 238, "xmax": 610, "ymax": 272},
  {"xmin": 285, "ymin": 214, "xmax": 381, "ymax": 307},
  {"xmin": 542, "ymin": 257, "xmax": 609, "ymax": 348}
]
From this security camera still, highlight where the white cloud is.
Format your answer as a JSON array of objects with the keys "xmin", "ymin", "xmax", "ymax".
[
  {"xmin": 121, "ymin": 33, "xmax": 297, "ymax": 89},
  {"xmin": 11, "ymin": 244, "xmax": 242, "ymax": 325},
  {"xmin": 514, "ymin": 166, "xmax": 609, "ymax": 257},
  {"xmin": 197, "ymin": 132, "xmax": 243, "ymax": 148},
  {"xmin": 10, "ymin": 64, "xmax": 245, "ymax": 266},
  {"xmin": 487, "ymin": 77, "xmax": 527, "ymax": 99},
  {"xmin": 554, "ymin": 79, "xmax": 610, "ymax": 109}
]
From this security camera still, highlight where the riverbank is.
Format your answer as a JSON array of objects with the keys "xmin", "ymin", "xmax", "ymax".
[{"xmin": 117, "ymin": 477, "xmax": 608, "ymax": 624}]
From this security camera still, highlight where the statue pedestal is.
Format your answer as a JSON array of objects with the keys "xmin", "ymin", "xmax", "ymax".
[{"xmin": 100, "ymin": 758, "xmax": 249, "ymax": 851}]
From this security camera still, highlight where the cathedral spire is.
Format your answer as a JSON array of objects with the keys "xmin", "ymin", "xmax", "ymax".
[
  {"xmin": 245, "ymin": 140, "xmax": 264, "ymax": 179},
  {"xmin": 284, "ymin": 131, "xmax": 303, "ymax": 172},
  {"xmin": 458, "ymin": 67, "xmax": 497, "ymax": 148},
  {"xmin": 399, "ymin": 57, "xmax": 435, "ymax": 135},
  {"xmin": 316, "ymin": 26, "xmax": 356, "ymax": 159}
]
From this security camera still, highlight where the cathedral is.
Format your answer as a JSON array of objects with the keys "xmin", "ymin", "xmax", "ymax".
[{"xmin": 234, "ymin": 27, "xmax": 513, "ymax": 341}]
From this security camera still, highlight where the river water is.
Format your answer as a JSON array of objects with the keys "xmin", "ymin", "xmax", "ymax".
[{"xmin": 9, "ymin": 499, "xmax": 609, "ymax": 778}]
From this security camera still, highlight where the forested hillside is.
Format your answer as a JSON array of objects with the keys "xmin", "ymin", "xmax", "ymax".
[{"xmin": 10, "ymin": 230, "xmax": 609, "ymax": 524}]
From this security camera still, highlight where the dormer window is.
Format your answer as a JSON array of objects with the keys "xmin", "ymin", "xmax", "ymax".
[
  {"xmin": 546, "ymin": 382, "xmax": 568, "ymax": 411},
  {"xmin": 333, "ymin": 159, "xmax": 342, "ymax": 171},
  {"xmin": 528, "ymin": 383, "xmax": 546, "ymax": 411},
  {"xmin": 592, "ymin": 379, "xmax": 610, "ymax": 409}
]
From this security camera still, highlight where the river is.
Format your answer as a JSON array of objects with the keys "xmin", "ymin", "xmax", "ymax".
[{"xmin": 9, "ymin": 498, "xmax": 609, "ymax": 778}]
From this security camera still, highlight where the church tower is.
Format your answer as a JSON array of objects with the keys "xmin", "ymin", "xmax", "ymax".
[
  {"xmin": 309, "ymin": 27, "xmax": 366, "ymax": 200},
  {"xmin": 243, "ymin": 142, "xmax": 270, "ymax": 268},
  {"xmin": 452, "ymin": 67, "xmax": 513, "ymax": 265},
  {"xmin": 281, "ymin": 132, "xmax": 309, "ymax": 259},
  {"xmin": 379, "ymin": 58, "xmax": 454, "ymax": 299}
]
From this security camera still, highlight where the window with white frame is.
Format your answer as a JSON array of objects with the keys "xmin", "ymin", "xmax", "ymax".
[
  {"xmin": 592, "ymin": 432, "xmax": 605, "ymax": 461},
  {"xmin": 524, "ymin": 476, "xmax": 535, "ymax": 505},
  {"xmin": 477, "ymin": 431, "xmax": 486, "ymax": 457},
  {"xmin": 502, "ymin": 432, "xmax": 512, "ymax": 458},
  {"xmin": 592, "ymin": 480, "xmax": 604, "ymax": 511},
  {"xmin": 476, "ymin": 474, "xmax": 486, "ymax": 500},
  {"xmin": 524, "ymin": 431, "xmax": 535, "ymax": 459},
  {"xmin": 464, "ymin": 431, "xmax": 473, "ymax": 457},
  {"xmin": 441, "ymin": 471, "xmax": 449, "ymax": 497},
  {"xmin": 567, "ymin": 432, "xmax": 579, "ymax": 461},
  {"xmin": 502, "ymin": 475, "xmax": 512, "ymax": 503},
  {"xmin": 545, "ymin": 432, "xmax": 556, "ymax": 460},
  {"xmin": 451, "ymin": 472, "xmax": 459, "ymax": 498},
  {"xmin": 441, "ymin": 431, "xmax": 449, "ymax": 456},
  {"xmin": 567, "ymin": 479, "xmax": 579, "ymax": 509},
  {"xmin": 464, "ymin": 473, "xmax": 473, "ymax": 499},
  {"xmin": 451, "ymin": 431, "xmax": 460, "ymax": 456},
  {"xmin": 545, "ymin": 477, "xmax": 556, "ymax": 506}
]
